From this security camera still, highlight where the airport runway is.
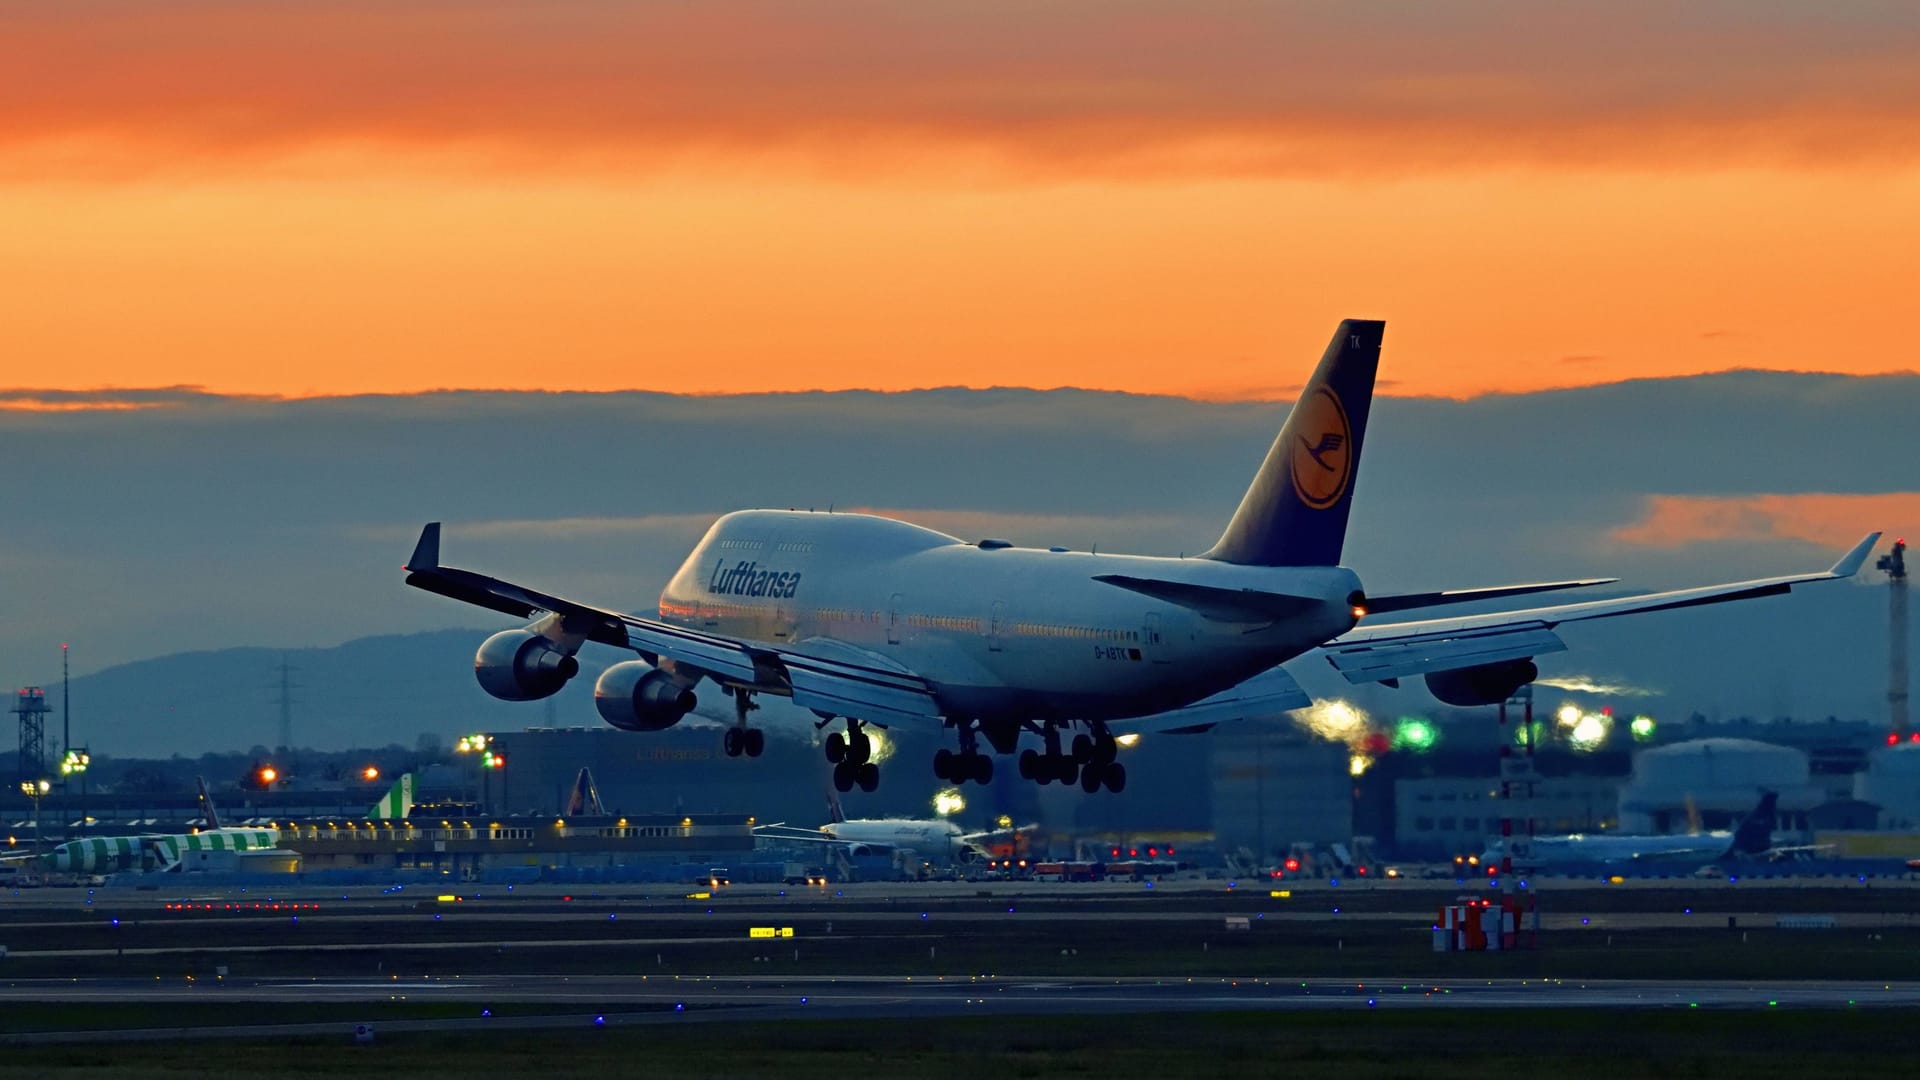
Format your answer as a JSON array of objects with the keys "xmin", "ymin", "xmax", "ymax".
[{"xmin": 3, "ymin": 973, "xmax": 1918, "ymax": 1043}]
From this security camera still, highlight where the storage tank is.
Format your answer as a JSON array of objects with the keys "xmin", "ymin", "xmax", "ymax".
[
  {"xmin": 1855, "ymin": 744, "xmax": 1920, "ymax": 828},
  {"xmin": 1617, "ymin": 738, "xmax": 1814, "ymax": 833}
]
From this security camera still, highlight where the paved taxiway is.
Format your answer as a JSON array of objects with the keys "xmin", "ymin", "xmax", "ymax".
[{"xmin": 3, "ymin": 974, "xmax": 1917, "ymax": 1043}]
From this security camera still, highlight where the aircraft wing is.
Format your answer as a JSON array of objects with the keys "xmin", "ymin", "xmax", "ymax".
[
  {"xmin": 403, "ymin": 523, "xmax": 946, "ymax": 724},
  {"xmin": 1111, "ymin": 665, "xmax": 1313, "ymax": 734},
  {"xmin": 959, "ymin": 822, "xmax": 1039, "ymax": 843},
  {"xmin": 753, "ymin": 825, "xmax": 897, "ymax": 853},
  {"xmin": 1320, "ymin": 533, "xmax": 1879, "ymax": 686}
]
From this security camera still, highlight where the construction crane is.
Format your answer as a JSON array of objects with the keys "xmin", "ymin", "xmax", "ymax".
[{"xmin": 1878, "ymin": 539, "xmax": 1908, "ymax": 742}]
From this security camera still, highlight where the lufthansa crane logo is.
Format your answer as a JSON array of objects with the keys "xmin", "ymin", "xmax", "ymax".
[{"xmin": 1289, "ymin": 386, "xmax": 1353, "ymax": 510}]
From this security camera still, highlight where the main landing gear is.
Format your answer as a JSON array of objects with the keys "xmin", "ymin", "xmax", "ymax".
[
  {"xmin": 932, "ymin": 720, "xmax": 993, "ymax": 786},
  {"xmin": 722, "ymin": 687, "xmax": 765, "ymax": 759},
  {"xmin": 823, "ymin": 717, "xmax": 880, "ymax": 793},
  {"xmin": 1017, "ymin": 722, "xmax": 1126, "ymax": 793}
]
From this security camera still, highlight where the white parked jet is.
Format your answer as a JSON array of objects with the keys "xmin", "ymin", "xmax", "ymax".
[
  {"xmin": 404, "ymin": 319, "xmax": 1877, "ymax": 795},
  {"xmin": 755, "ymin": 789, "xmax": 999, "ymax": 864}
]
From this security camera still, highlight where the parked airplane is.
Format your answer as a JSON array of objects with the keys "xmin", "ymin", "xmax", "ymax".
[
  {"xmin": 1482, "ymin": 791, "xmax": 1809, "ymax": 869},
  {"xmin": 403, "ymin": 318, "xmax": 1878, "ymax": 794},
  {"xmin": 755, "ymin": 788, "xmax": 999, "ymax": 864},
  {"xmin": 13, "ymin": 778, "xmax": 280, "ymax": 875}
]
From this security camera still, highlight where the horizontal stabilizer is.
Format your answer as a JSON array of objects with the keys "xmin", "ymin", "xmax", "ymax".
[
  {"xmin": 1362, "ymin": 579, "xmax": 1615, "ymax": 615},
  {"xmin": 1092, "ymin": 574, "xmax": 1323, "ymax": 622}
]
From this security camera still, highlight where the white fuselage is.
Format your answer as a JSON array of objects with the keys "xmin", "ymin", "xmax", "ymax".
[
  {"xmin": 822, "ymin": 819, "xmax": 978, "ymax": 860},
  {"xmin": 657, "ymin": 510, "xmax": 1359, "ymax": 723},
  {"xmin": 44, "ymin": 827, "xmax": 281, "ymax": 873},
  {"xmin": 1484, "ymin": 832, "xmax": 1734, "ymax": 867}
]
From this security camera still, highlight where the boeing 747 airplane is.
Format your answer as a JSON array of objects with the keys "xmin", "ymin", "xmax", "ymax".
[{"xmin": 404, "ymin": 319, "xmax": 1877, "ymax": 794}]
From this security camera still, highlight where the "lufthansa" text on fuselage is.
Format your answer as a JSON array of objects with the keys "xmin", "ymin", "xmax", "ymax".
[{"xmin": 708, "ymin": 560, "xmax": 802, "ymax": 599}]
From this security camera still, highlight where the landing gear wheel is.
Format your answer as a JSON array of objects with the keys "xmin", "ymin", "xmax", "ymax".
[
  {"xmin": 857, "ymin": 762, "xmax": 880, "ymax": 792},
  {"xmin": 1071, "ymin": 734, "xmax": 1093, "ymax": 763},
  {"xmin": 1102, "ymin": 762, "xmax": 1127, "ymax": 793},
  {"xmin": 743, "ymin": 728, "xmax": 765, "ymax": 758},
  {"xmin": 825, "ymin": 731, "xmax": 846, "ymax": 763},
  {"xmin": 933, "ymin": 749, "xmax": 954, "ymax": 780},
  {"xmin": 723, "ymin": 728, "xmax": 742, "ymax": 757},
  {"xmin": 972, "ymin": 754, "xmax": 994, "ymax": 785},
  {"xmin": 1080, "ymin": 763, "xmax": 1103, "ymax": 794},
  {"xmin": 849, "ymin": 732, "xmax": 872, "ymax": 766},
  {"xmin": 1055, "ymin": 757, "xmax": 1079, "ymax": 786},
  {"xmin": 832, "ymin": 762, "xmax": 855, "ymax": 792},
  {"xmin": 1018, "ymin": 749, "xmax": 1039, "ymax": 781}
]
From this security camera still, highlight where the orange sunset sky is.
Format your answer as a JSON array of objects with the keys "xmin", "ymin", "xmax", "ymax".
[{"xmin": 4, "ymin": 2, "xmax": 1919, "ymax": 401}]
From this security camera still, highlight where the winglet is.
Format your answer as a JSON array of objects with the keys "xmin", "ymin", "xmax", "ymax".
[
  {"xmin": 1829, "ymin": 532, "xmax": 1882, "ymax": 578},
  {"xmin": 407, "ymin": 522, "xmax": 441, "ymax": 572}
]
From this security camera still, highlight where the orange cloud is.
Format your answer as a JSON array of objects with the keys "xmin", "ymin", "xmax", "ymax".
[
  {"xmin": 4, "ymin": 2, "xmax": 1919, "ymax": 179},
  {"xmin": 4, "ymin": 4, "xmax": 1919, "ymax": 400},
  {"xmin": 5, "ymin": 169, "xmax": 1915, "ymax": 399},
  {"xmin": 1611, "ymin": 493, "xmax": 1919, "ymax": 550}
]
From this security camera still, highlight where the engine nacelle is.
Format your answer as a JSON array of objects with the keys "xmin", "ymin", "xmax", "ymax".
[
  {"xmin": 1423, "ymin": 659, "xmax": 1539, "ymax": 707},
  {"xmin": 474, "ymin": 629, "xmax": 580, "ymax": 702},
  {"xmin": 594, "ymin": 660, "xmax": 697, "ymax": 732}
]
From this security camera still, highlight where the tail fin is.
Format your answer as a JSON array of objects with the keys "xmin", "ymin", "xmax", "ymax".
[
  {"xmin": 1202, "ymin": 319, "xmax": 1383, "ymax": 567},
  {"xmin": 825, "ymin": 786, "xmax": 846, "ymax": 825},
  {"xmin": 195, "ymin": 776, "xmax": 222, "ymax": 831},
  {"xmin": 566, "ymin": 767, "xmax": 605, "ymax": 817},
  {"xmin": 371, "ymin": 773, "xmax": 415, "ymax": 820},
  {"xmin": 1728, "ymin": 790, "xmax": 1778, "ymax": 857}
]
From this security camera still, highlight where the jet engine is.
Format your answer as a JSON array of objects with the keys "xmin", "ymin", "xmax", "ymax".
[
  {"xmin": 594, "ymin": 660, "xmax": 698, "ymax": 732},
  {"xmin": 474, "ymin": 629, "xmax": 580, "ymax": 702},
  {"xmin": 1423, "ymin": 659, "xmax": 1538, "ymax": 707}
]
